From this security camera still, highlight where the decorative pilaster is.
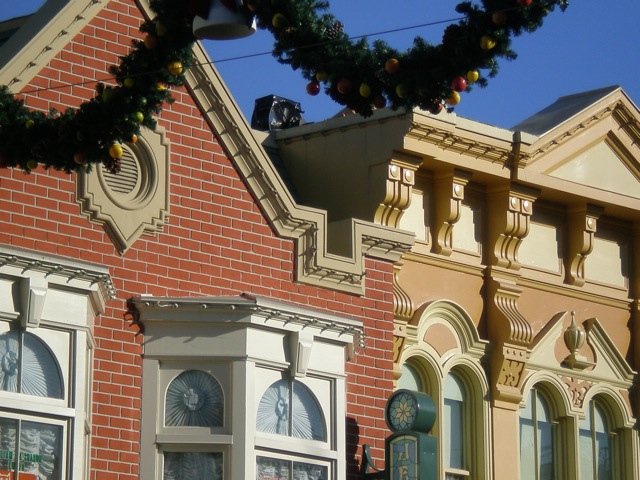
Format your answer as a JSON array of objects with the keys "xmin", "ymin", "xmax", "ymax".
[
  {"xmin": 487, "ymin": 272, "xmax": 533, "ymax": 408},
  {"xmin": 374, "ymin": 154, "xmax": 422, "ymax": 228},
  {"xmin": 487, "ymin": 186, "xmax": 537, "ymax": 270},
  {"xmin": 632, "ymin": 223, "xmax": 640, "ymax": 419},
  {"xmin": 392, "ymin": 262, "xmax": 414, "ymax": 384},
  {"xmin": 432, "ymin": 169, "xmax": 472, "ymax": 255},
  {"xmin": 565, "ymin": 204, "xmax": 603, "ymax": 286}
]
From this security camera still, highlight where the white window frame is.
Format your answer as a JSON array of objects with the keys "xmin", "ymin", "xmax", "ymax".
[
  {"xmin": 136, "ymin": 293, "xmax": 362, "ymax": 480},
  {"xmin": 254, "ymin": 368, "xmax": 337, "ymax": 478},
  {"xmin": 0, "ymin": 245, "xmax": 113, "ymax": 480}
]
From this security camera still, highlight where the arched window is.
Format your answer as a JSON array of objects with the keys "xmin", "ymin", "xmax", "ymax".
[
  {"xmin": 0, "ymin": 330, "xmax": 63, "ymax": 398},
  {"xmin": 520, "ymin": 387, "xmax": 554, "ymax": 480},
  {"xmin": 397, "ymin": 363, "xmax": 423, "ymax": 391},
  {"xmin": 444, "ymin": 373, "xmax": 466, "ymax": 478},
  {"xmin": 163, "ymin": 370, "xmax": 225, "ymax": 480},
  {"xmin": 256, "ymin": 379, "xmax": 326, "ymax": 442},
  {"xmin": 0, "ymin": 330, "xmax": 65, "ymax": 479},
  {"xmin": 579, "ymin": 400, "xmax": 612, "ymax": 480},
  {"xmin": 256, "ymin": 379, "xmax": 328, "ymax": 480},
  {"xmin": 165, "ymin": 370, "xmax": 224, "ymax": 427}
]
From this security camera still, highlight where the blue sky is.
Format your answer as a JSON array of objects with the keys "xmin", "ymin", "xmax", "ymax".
[{"xmin": 3, "ymin": 1, "xmax": 640, "ymax": 129}]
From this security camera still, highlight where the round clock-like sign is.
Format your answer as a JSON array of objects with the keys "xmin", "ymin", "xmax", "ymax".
[{"xmin": 385, "ymin": 389, "xmax": 436, "ymax": 433}]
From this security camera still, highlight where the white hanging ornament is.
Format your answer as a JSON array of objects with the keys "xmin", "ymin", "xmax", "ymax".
[{"xmin": 192, "ymin": 0, "xmax": 256, "ymax": 40}]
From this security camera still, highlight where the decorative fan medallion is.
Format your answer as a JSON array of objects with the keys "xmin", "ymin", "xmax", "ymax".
[{"xmin": 165, "ymin": 370, "xmax": 223, "ymax": 427}]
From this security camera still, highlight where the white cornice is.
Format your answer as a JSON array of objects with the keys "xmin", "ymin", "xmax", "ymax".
[
  {"xmin": 132, "ymin": 292, "xmax": 365, "ymax": 349},
  {"xmin": 0, "ymin": 245, "xmax": 116, "ymax": 313},
  {"xmin": 0, "ymin": 0, "xmax": 107, "ymax": 90}
]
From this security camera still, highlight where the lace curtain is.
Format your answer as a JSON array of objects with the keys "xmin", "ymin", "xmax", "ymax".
[
  {"xmin": 256, "ymin": 456, "xmax": 327, "ymax": 480},
  {"xmin": 164, "ymin": 452, "xmax": 223, "ymax": 480},
  {"xmin": 0, "ymin": 417, "xmax": 61, "ymax": 480}
]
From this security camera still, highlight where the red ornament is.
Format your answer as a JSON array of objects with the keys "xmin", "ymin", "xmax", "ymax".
[
  {"xmin": 517, "ymin": 0, "xmax": 532, "ymax": 5},
  {"xmin": 492, "ymin": 11, "xmax": 507, "ymax": 25},
  {"xmin": 306, "ymin": 81, "xmax": 320, "ymax": 96},
  {"xmin": 337, "ymin": 79, "xmax": 352, "ymax": 95},
  {"xmin": 372, "ymin": 95, "xmax": 387, "ymax": 109},
  {"xmin": 428, "ymin": 101, "xmax": 444, "ymax": 115},
  {"xmin": 451, "ymin": 76, "xmax": 467, "ymax": 92},
  {"xmin": 385, "ymin": 58, "xmax": 400, "ymax": 74}
]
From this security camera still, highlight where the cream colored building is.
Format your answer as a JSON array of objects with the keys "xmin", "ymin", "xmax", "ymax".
[{"xmin": 271, "ymin": 86, "xmax": 640, "ymax": 480}]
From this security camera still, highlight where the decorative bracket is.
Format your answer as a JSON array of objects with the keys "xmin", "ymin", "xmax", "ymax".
[
  {"xmin": 374, "ymin": 153, "xmax": 422, "ymax": 228},
  {"xmin": 565, "ymin": 204, "xmax": 603, "ymax": 286},
  {"xmin": 19, "ymin": 276, "xmax": 47, "ymax": 328},
  {"xmin": 432, "ymin": 169, "xmax": 472, "ymax": 255},
  {"xmin": 392, "ymin": 262, "xmax": 414, "ymax": 384},
  {"xmin": 487, "ymin": 272, "xmax": 533, "ymax": 407},
  {"xmin": 361, "ymin": 444, "xmax": 385, "ymax": 479},
  {"xmin": 487, "ymin": 186, "xmax": 537, "ymax": 270}
]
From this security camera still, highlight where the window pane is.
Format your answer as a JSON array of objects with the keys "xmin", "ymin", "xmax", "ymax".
[
  {"xmin": 20, "ymin": 421, "xmax": 62, "ymax": 480},
  {"xmin": 292, "ymin": 382, "xmax": 325, "ymax": 441},
  {"xmin": 538, "ymin": 419, "xmax": 553, "ymax": 479},
  {"xmin": 0, "ymin": 333, "xmax": 19, "ymax": 392},
  {"xmin": 164, "ymin": 452, "xmax": 223, "ymax": 480},
  {"xmin": 520, "ymin": 418, "xmax": 535, "ymax": 480},
  {"xmin": 256, "ymin": 456, "xmax": 288, "ymax": 480},
  {"xmin": 579, "ymin": 424, "xmax": 594, "ymax": 480},
  {"xmin": 0, "ymin": 332, "xmax": 63, "ymax": 399},
  {"xmin": 293, "ymin": 461, "xmax": 327, "ymax": 480},
  {"xmin": 257, "ymin": 380, "xmax": 326, "ymax": 441},
  {"xmin": 0, "ymin": 418, "xmax": 17, "ymax": 473},
  {"xmin": 165, "ymin": 370, "xmax": 223, "ymax": 427},
  {"xmin": 520, "ymin": 389, "xmax": 554, "ymax": 480},
  {"xmin": 256, "ymin": 457, "xmax": 327, "ymax": 480},
  {"xmin": 444, "ymin": 374, "xmax": 464, "ymax": 470},
  {"xmin": 0, "ymin": 418, "xmax": 62, "ymax": 480},
  {"xmin": 397, "ymin": 364, "xmax": 422, "ymax": 392},
  {"xmin": 593, "ymin": 405, "xmax": 611, "ymax": 480}
]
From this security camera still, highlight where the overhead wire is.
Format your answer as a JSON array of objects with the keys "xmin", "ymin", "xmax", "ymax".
[{"xmin": 16, "ymin": 13, "xmax": 467, "ymax": 97}]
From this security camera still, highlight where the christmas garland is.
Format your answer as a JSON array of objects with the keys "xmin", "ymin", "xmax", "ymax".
[
  {"xmin": 0, "ymin": 0, "xmax": 569, "ymax": 174},
  {"xmin": 249, "ymin": 0, "xmax": 569, "ymax": 115}
]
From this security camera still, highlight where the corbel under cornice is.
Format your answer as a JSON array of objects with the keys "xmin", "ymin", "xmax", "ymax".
[
  {"xmin": 374, "ymin": 153, "xmax": 423, "ymax": 229},
  {"xmin": 487, "ymin": 273, "xmax": 534, "ymax": 346}
]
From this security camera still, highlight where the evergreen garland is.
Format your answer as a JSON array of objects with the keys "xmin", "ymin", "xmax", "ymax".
[
  {"xmin": 0, "ymin": 0, "xmax": 569, "ymax": 174},
  {"xmin": 249, "ymin": 0, "xmax": 569, "ymax": 116}
]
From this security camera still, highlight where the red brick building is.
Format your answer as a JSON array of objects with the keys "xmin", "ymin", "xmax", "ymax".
[{"xmin": 0, "ymin": 1, "xmax": 412, "ymax": 479}]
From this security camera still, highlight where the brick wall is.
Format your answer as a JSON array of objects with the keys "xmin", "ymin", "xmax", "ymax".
[{"xmin": 0, "ymin": 1, "xmax": 395, "ymax": 478}]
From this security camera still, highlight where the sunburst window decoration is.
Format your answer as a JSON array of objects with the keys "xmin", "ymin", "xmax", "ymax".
[
  {"xmin": 256, "ymin": 379, "xmax": 326, "ymax": 441},
  {"xmin": 0, "ymin": 331, "xmax": 63, "ymax": 399},
  {"xmin": 165, "ymin": 370, "xmax": 224, "ymax": 427}
]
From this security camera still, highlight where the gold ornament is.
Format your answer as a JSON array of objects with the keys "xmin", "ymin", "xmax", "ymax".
[
  {"xmin": 168, "ymin": 61, "xmax": 183, "ymax": 75},
  {"xmin": 109, "ymin": 144, "xmax": 123, "ymax": 159}
]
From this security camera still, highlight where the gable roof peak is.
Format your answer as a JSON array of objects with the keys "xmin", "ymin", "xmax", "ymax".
[{"xmin": 511, "ymin": 85, "xmax": 624, "ymax": 136}]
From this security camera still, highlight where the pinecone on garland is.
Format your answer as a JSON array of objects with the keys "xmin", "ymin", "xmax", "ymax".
[
  {"xmin": 279, "ymin": 26, "xmax": 297, "ymax": 43},
  {"xmin": 105, "ymin": 157, "xmax": 122, "ymax": 174},
  {"xmin": 324, "ymin": 21, "xmax": 344, "ymax": 39},
  {"xmin": 375, "ymin": 67, "xmax": 391, "ymax": 86}
]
